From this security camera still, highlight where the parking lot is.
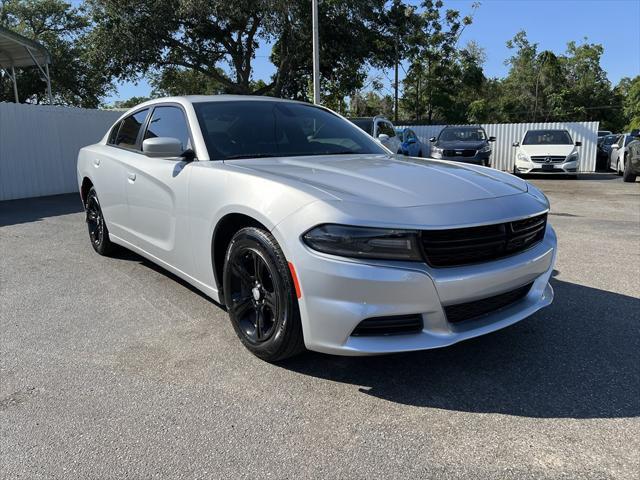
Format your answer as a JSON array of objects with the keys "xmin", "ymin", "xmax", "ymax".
[{"xmin": 1, "ymin": 174, "xmax": 638, "ymax": 479}]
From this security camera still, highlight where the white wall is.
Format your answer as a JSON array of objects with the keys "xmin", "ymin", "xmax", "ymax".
[
  {"xmin": 398, "ymin": 121, "xmax": 600, "ymax": 172},
  {"xmin": 0, "ymin": 103, "xmax": 121, "ymax": 201}
]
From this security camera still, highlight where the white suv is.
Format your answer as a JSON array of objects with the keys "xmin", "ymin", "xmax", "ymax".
[
  {"xmin": 513, "ymin": 129, "xmax": 581, "ymax": 176},
  {"xmin": 348, "ymin": 116, "xmax": 402, "ymax": 153}
]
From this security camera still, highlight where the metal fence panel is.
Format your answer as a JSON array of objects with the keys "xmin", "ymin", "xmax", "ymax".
[
  {"xmin": 0, "ymin": 102, "xmax": 120, "ymax": 201},
  {"xmin": 399, "ymin": 121, "xmax": 600, "ymax": 172}
]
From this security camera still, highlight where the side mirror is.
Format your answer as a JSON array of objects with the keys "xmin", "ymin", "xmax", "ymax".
[
  {"xmin": 512, "ymin": 141, "xmax": 520, "ymax": 147},
  {"xmin": 575, "ymin": 141, "xmax": 582, "ymax": 147},
  {"xmin": 611, "ymin": 144, "xmax": 619, "ymax": 149},
  {"xmin": 429, "ymin": 137, "xmax": 436, "ymax": 142},
  {"xmin": 378, "ymin": 133, "xmax": 390, "ymax": 142},
  {"xmin": 489, "ymin": 136, "xmax": 496, "ymax": 142},
  {"xmin": 142, "ymin": 137, "xmax": 185, "ymax": 158}
]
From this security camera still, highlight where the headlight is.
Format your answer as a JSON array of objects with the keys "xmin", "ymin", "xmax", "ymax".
[
  {"xmin": 431, "ymin": 146, "xmax": 443, "ymax": 157},
  {"xmin": 566, "ymin": 152, "xmax": 579, "ymax": 162},
  {"xmin": 302, "ymin": 224, "xmax": 423, "ymax": 261},
  {"xmin": 479, "ymin": 145, "xmax": 492, "ymax": 153},
  {"xmin": 517, "ymin": 152, "xmax": 529, "ymax": 161}
]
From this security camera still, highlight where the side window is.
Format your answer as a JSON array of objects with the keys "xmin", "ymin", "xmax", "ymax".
[
  {"xmin": 115, "ymin": 109, "xmax": 149, "ymax": 149},
  {"xmin": 377, "ymin": 121, "xmax": 396, "ymax": 137},
  {"xmin": 107, "ymin": 121, "xmax": 121, "ymax": 144},
  {"xmin": 143, "ymin": 106, "xmax": 191, "ymax": 151}
]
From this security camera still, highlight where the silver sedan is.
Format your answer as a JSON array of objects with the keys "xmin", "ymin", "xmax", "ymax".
[{"xmin": 77, "ymin": 96, "xmax": 556, "ymax": 361}]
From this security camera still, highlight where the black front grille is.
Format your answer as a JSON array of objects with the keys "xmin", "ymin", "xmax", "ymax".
[
  {"xmin": 531, "ymin": 155, "xmax": 566, "ymax": 163},
  {"xmin": 420, "ymin": 213, "xmax": 547, "ymax": 267},
  {"xmin": 351, "ymin": 314, "xmax": 423, "ymax": 336},
  {"xmin": 444, "ymin": 282, "xmax": 533, "ymax": 323},
  {"xmin": 443, "ymin": 149, "xmax": 477, "ymax": 157}
]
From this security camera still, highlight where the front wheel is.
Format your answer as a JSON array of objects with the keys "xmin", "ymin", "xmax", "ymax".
[
  {"xmin": 622, "ymin": 160, "xmax": 637, "ymax": 182},
  {"xmin": 85, "ymin": 187, "xmax": 114, "ymax": 256},
  {"xmin": 223, "ymin": 227, "xmax": 305, "ymax": 362}
]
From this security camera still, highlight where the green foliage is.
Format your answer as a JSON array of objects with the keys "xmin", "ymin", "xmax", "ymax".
[
  {"xmin": 0, "ymin": 0, "xmax": 112, "ymax": 106},
  {"xmin": 0, "ymin": 0, "xmax": 633, "ymax": 130},
  {"xmin": 619, "ymin": 76, "xmax": 640, "ymax": 131},
  {"xmin": 111, "ymin": 95, "xmax": 151, "ymax": 109}
]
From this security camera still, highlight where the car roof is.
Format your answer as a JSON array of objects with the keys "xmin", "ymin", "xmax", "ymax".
[{"xmin": 133, "ymin": 95, "xmax": 313, "ymax": 110}]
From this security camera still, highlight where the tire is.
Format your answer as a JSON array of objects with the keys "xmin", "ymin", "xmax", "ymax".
[
  {"xmin": 622, "ymin": 159, "xmax": 637, "ymax": 183},
  {"xmin": 223, "ymin": 227, "xmax": 305, "ymax": 362},
  {"xmin": 85, "ymin": 187, "xmax": 114, "ymax": 256},
  {"xmin": 418, "ymin": 150, "xmax": 423, "ymax": 157}
]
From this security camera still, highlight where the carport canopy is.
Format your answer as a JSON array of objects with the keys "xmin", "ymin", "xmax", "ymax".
[{"xmin": 0, "ymin": 26, "xmax": 52, "ymax": 104}]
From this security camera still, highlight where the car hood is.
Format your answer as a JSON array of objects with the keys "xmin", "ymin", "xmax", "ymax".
[
  {"xmin": 227, "ymin": 154, "xmax": 529, "ymax": 208},
  {"xmin": 436, "ymin": 140, "xmax": 487, "ymax": 150},
  {"xmin": 520, "ymin": 144, "xmax": 576, "ymax": 156}
]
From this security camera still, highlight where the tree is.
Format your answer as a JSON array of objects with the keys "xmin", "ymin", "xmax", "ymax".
[
  {"xmin": 0, "ymin": 0, "xmax": 112, "ymax": 106},
  {"xmin": 615, "ymin": 76, "xmax": 640, "ymax": 131},
  {"xmin": 400, "ymin": 0, "xmax": 476, "ymax": 123},
  {"xmin": 87, "ymin": 0, "xmax": 393, "ymax": 105},
  {"xmin": 268, "ymin": 0, "xmax": 391, "ymax": 107}
]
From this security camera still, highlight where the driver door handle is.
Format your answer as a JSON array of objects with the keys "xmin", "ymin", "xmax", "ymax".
[{"xmin": 127, "ymin": 172, "xmax": 136, "ymax": 182}]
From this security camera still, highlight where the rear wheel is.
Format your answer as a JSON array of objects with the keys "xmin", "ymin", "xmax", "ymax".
[
  {"xmin": 223, "ymin": 227, "xmax": 305, "ymax": 362},
  {"xmin": 622, "ymin": 159, "xmax": 637, "ymax": 182},
  {"xmin": 85, "ymin": 187, "xmax": 114, "ymax": 256}
]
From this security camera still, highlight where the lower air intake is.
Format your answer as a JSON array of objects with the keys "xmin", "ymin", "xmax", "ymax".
[
  {"xmin": 444, "ymin": 282, "xmax": 534, "ymax": 323},
  {"xmin": 351, "ymin": 314, "xmax": 423, "ymax": 337}
]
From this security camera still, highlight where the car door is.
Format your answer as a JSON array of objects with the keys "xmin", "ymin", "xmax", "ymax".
[
  {"xmin": 375, "ymin": 120, "xmax": 400, "ymax": 153},
  {"xmin": 407, "ymin": 130, "xmax": 420, "ymax": 156},
  {"xmin": 95, "ymin": 109, "xmax": 150, "ymax": 240},
  {"xmin": 610, "ymin": 135, "xmax": 622, "ymax": 170},
  {"xmin": 121, "ymin": 104, "xmax": 195, "ymax": 270}
]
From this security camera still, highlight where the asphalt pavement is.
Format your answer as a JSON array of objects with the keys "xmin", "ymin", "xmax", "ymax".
[{"xmin": 1, "ymin": 173, "xmax": 638, "ymax": 479}]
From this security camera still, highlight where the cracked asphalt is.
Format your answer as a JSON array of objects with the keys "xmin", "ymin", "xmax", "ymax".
[{"xmin": 1, "ymin": 173, "xmax": 638, "ymax": 479}]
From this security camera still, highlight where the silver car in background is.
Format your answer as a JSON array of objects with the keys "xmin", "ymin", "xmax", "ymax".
[{"xmin": 77, "ymin": 96, "xmax": 556, "ymax": 362}]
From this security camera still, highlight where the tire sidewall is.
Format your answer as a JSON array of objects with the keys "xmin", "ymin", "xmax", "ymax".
[
  {"xmin": 86, "ymin": 187, "xmax": 111, "ymax": 255},
  {"xmin": 223, "ymin": 227, "xmax": 300, "ymax": 360}
]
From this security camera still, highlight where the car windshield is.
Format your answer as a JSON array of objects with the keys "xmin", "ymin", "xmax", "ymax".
[
  {"xmin": 603, "ymin": 135, "xmax": 617, "ymax": 145},
  {"xmin": 194, "ymin": 102, "xmax": 385, "ymax": 160},
  {"xmin": 523, "ymin": 130, "xmax": 573, "ymax": 145},
  {"xmin": 439, "ymin": 127, "xmax": 486, "ymax": 142}
]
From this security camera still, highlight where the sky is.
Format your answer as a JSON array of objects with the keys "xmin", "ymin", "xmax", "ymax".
[{"xmin": 105, "ymin": 0, "xmax": 640, "ymax": 103}]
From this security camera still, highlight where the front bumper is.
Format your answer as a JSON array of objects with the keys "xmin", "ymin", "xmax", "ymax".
[
  {"xmin": 433, "ymin": 152, "xmax": 492, "ymax": 166},
  {"xmin": 515, "ymin": 158, "xmax": 579, "ymax": 174},
  {"xmin": 274, "ymin": 217, "xmax": 557, "ymax": 356}
]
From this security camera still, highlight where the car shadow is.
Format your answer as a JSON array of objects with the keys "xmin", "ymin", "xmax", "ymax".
[
  {"xmin": 278, "ymin": 279, "xmax": 640, "ymax": 420},
  {"xmin": 0, "ymin": 193, "xmax": 83, "ymax": 227},
  {"xmin": 109, "ymin": 247, "xmax": 227, "ymax": 309}
]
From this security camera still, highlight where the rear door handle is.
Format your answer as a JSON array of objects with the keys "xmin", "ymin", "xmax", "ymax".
[{"xmin": 127, "ymin": 172, "xmax": 136, "ymax": 182}]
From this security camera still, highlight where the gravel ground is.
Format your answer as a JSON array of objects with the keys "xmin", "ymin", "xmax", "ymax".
[{"xmin": 1, "ymin": 173, "xmax": 638, "ymax": 479}]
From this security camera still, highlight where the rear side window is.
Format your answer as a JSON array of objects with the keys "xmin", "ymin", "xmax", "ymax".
[
  {"xmin": 624, "ymin": 135, "xmax": 635, "ymax": 146},
  {"xmin": 143, "ymin": 106, "xmax": 191, "ymax": 151},
  {"xmin": 377, "ymin": 121, "xmax": 396, "ymax": 137},
  {"xmin": 114, "ymin": 109, "xmax": 149, "ymax": 149}
]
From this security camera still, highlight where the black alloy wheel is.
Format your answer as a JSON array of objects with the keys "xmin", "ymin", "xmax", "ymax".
[
  {"xmin": 223, "ymin": 227, "xmax": 304, "ymax": 361},
  {"xmin": 85, "ymin": 187, "xmax": 114, "ymax": 256}
]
